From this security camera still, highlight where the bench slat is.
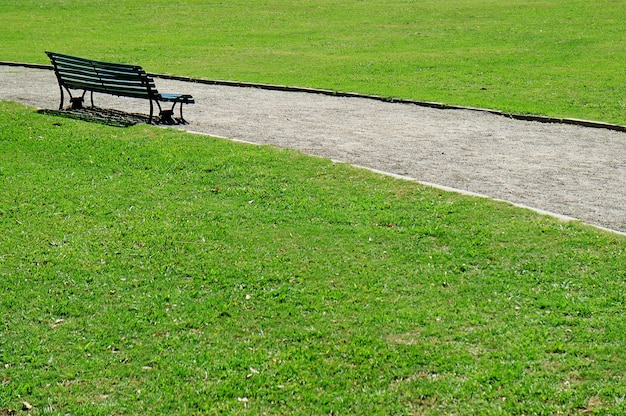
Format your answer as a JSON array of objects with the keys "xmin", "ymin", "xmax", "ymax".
[{"xmin": 102, "ymin": 85, "xmax": 153, "ymax": 94}]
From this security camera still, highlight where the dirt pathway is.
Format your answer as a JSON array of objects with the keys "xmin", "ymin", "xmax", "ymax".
[{"xmin": 1, "ymin": 65, "xmax": 624, "ymax": 234}]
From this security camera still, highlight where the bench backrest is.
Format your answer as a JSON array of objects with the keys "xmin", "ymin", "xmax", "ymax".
[{"xmin": 46, "ymin": 51, "xmax": 159, "ymax": 99}]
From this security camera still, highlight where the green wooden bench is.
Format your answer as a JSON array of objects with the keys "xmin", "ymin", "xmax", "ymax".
[{"xmin": 46, "ymin": 51, "xmax": 194, "ymax": 124}]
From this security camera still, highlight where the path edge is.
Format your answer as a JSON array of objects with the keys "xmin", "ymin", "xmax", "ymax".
[{"xmin": 186, "ymin": 129, "xmax": 626, "ymax": 238}]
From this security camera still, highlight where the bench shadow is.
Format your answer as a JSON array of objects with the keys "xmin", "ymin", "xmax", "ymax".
[{"xmin": 38, "ymin": 107, "xmax": 156, "ymax": 127}]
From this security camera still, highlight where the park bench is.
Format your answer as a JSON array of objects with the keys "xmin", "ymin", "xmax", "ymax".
[{"xmin": 46, "ymin": 51, "xmax": 194, "ymax": 124}]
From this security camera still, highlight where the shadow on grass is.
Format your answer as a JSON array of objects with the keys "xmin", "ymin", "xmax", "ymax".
[{"xmin": 38, "ymin": 107, "xmax": 154, "ymax": 127}]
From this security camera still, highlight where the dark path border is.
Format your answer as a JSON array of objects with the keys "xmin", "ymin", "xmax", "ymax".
[{"xmin": 2, "ymin": 60, "xmax": 625, "ymax": 133}]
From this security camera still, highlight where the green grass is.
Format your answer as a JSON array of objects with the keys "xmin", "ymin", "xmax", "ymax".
[
  {"xmin": 1, "ymin": 0, "xmax": 625, "ymax": 124},
  {"xmin": 1, "ymin": 102, "xmax": 625, "ymax": 414},
  {"xmin": 2, "ymin": 1, "xmax": 626, "ymax": 413}
]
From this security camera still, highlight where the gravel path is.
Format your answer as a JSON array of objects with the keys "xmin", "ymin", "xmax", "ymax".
[{"xmin": 2, "ymin": 65, "xmax": 625, "ymax": 234}]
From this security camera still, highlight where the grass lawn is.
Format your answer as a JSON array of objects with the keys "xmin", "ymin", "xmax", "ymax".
[
  {"xmin": 1, "ymin": 102, "xmax": 625, "ymax": 414},
  {"xmin": 1, "ymin": 0, "xmax": 625, "ymax": 124},
  {"xmin": 1, "ymin": 0, "xmax": 626, "ymax": 413}
]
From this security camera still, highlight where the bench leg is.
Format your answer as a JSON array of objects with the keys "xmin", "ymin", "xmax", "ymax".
[
  {"xmin": 154, "ymin": 100, "xmax": 178, "ymax": 125},
  {"xmin": 159, "ymin": 110, "xmax": 175, "ymax": 124},
  {"xmin": 167, "ymin": 101, "xmax": 188, "ymax": 125},
  {"xmin": 154, "ymin": 101, "xmax": 189, "ymax": 125},
  {"xmin": 58, "ymin": 85, "xmax": 65, "ymax": 110},
  {"xmin": 65, "ymin": 90, "xmax": 86, "ymax": 109},
  {"xmin": 177, "ymin": 102, "xmax": 189, "ymax": 125},
  {"xmin": 70, "ymin": 97, "xmax": 84, "ymax": 109},
  {"xmin": 156, "ymin": 101, "xmax": 176, "ymax": 125},
  {"xmin": 149, "ymin": 100, "xmax": 154, "ymax": 124}
]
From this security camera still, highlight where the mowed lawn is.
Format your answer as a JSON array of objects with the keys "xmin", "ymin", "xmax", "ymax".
[
  {"xmin": 1, "ymin": 100, "xmax": 625, "ymax": 413},
  {"xmin": 1, "ymin": 0, "xmax": 625, "ymax": 124},
  {"xmin": 1, "ymin": 0, "xmax": 626, "ymax": 414}
]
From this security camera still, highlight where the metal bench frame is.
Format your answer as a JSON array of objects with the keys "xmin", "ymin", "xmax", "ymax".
[{"xmin": 46, "ymin": 51, "xmax": 194, "ymax": 124}]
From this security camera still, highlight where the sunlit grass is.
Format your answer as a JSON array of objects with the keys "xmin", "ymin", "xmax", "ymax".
[
  {"xmin": 1, "ymin": 0, "xmax": 625, "ymax": 124},
  {"xmin": 1, "ymin": 102, "xmax": 625, "ymax": 414}
]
